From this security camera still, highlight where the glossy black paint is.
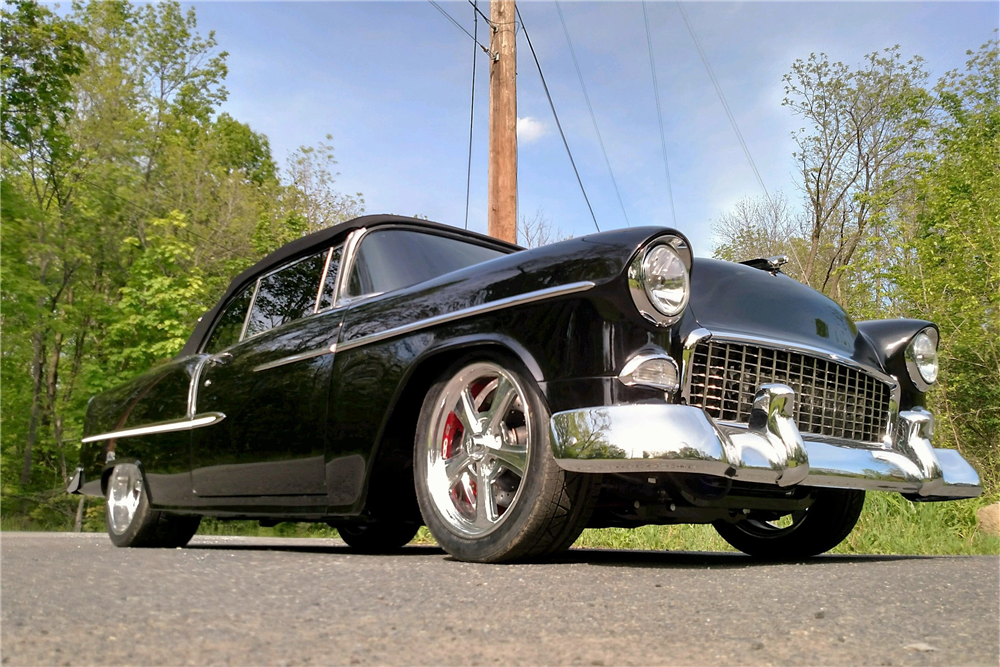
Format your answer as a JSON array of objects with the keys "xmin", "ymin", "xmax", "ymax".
[
  {"xmin": 856, "ymin": 318, "xmax": 937, "ymax": 408},
  {"xmin": 78, "ymin": 218, "xmax": 936, "ymax": 524}
]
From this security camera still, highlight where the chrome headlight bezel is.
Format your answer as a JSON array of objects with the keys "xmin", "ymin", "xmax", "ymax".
[
  {"xmin": 905, "ymin": 328, "xmax": 939, "ymax": 391},
  {"xmin": 628, "ymin": 237, "xmax": 691, "ymax": 327}
]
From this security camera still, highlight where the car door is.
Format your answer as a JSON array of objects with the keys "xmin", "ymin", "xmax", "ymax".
[{"xmin": 191, "ymin": 247, "xmax": 344, "ymax": 499}]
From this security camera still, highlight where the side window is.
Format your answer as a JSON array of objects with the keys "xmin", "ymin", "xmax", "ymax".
[
  {"xmin": 346, "ymin": 230, "xmax": 506, "ymax": 299},
  {"xmin": 244, "ymin": 251, "xmax": 327, "ymax": 338},
  {"xmin": 203, "ymin": 285, "xmax": 254, "ymax": 354}
]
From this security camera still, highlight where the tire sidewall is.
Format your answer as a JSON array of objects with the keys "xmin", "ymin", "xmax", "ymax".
[
  {"xmin": 714, "ymin": 488, "xmax": 865, "ymax": 559},
  {"xmin": 105, "ymin": 464, "xmax": 155, "ymax": 548},
  {"xmin": 413, "ymin": 355, "xmax": 562, "ymax": 562}
]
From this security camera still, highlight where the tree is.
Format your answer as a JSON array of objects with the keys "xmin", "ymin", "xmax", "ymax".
[
  {"xmin": 711, "ymin": 192, "xmax": 810, "ymax": 281},
  {"xmin": 517, "ymin": 208, "xmax": 566, "ymax": 248},
  {"xmin": 893, "ymin": 38, "xmax": 1000, "ymax": 489},
  {"xmin": 783, "ymin": 47, "xmax": 933, "ymax": 307},
  {"xmin": 0, "ymin": 1, "xmax": 364, "ymax": 515},
  {"xmin": 284, "ymin": 135, "xmax": 365, "ymax": 235}
]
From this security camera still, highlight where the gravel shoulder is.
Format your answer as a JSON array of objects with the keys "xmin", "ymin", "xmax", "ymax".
[{"xmin": 2, "ymin": 532, "xmax": 998, "ymax": 666}]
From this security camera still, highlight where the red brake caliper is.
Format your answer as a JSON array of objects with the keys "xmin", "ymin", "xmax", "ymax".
[{"xmin": 445, "ymin": 379, "xmax": 491, "ymax": 513}]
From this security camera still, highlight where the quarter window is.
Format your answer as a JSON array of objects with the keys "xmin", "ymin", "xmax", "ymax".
[
  {"xmin": 244, "ymin": 251, "xmax": 327, "ymax": 338},
  {"xmin": 203, "ymin": 285, "xmax": 254, "ymax": 354},
  {"xmin": 346, "ymin": 230, "xmax": 506, "ymax": 299}
]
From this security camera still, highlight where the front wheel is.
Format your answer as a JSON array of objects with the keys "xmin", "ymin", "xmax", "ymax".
[
  {"xmin": 413, "ymin": 358, "xmax": 600, "ymax": 563},
  {"xmin": 105, "ymin": 463, "xmax": 201, "ymax": 548},
  {"xmin": 713, "ymin": 488, "xmax": 865, "ymax": 559}
]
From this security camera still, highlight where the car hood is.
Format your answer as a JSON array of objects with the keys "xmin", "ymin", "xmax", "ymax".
[{"xmin": 687, "ymin": 258, "xmax": 867, "ymax": 362}]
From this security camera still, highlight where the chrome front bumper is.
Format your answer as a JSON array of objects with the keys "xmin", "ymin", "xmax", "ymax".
[{"xmin": 549, "ymin": 384, "xmax": 981, "ymax": 498}]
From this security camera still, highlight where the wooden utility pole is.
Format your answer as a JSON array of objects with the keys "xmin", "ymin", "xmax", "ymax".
[{"xmin": 488, "ymin": 0, "xmax": 517, "ymax": 244}]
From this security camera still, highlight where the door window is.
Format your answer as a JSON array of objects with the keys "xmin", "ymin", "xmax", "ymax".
[
  {"xmin": 346, "ymin": 230, "xmax": 506, "ymax": 299},
  {"xmin": 203, "ymin": 285, "xmax": 254, "ymax": 354},
  {"xmin": 244, "ymin": 251, "xmax": 327, "ymax": 338}
]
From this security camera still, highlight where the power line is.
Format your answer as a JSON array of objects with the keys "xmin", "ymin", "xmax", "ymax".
[
  {"xmin": 642, "ymin": 1, "xmax": 677, "ymax": 227},
  {"xmin": 467, "ymin": 0, "xmax": 490, "ymax": 25},
  {"xmin": 516, "ymin": 5, "xmax": 601, "ymax": 234},
  {"xmin": 555, "ymin": 1, "xmax": 630, "ymax": 228},
  {"xmin": 464, "ymin": 1, "xmax": 479, "ymax": 230},
  {"xmin": 676, "ymin": 1, "xmax": 771, "ymax": 204},
  {"xmin": 428, "ymin": 0, "xmax": 491, "ymax": 56}
]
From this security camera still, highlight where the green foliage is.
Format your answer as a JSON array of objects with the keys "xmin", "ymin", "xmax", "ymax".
[
  {"xmin": 104, "ymin": 212, "xmax": 209, "ymax": 376},
  {"xmin": 0, "ymin": 0, "xmax": 363, "ymax": 506},
  {"xmin": 892, "ymin": 38, "xmax": 1000, "ymax": 489},
  {"xmin": 716, "ymin": 36, "xmax": 1000, "ymax": 494},
  {"xmin": 1, "ymin": 0, "xmax": 84, "ymax": 165}
]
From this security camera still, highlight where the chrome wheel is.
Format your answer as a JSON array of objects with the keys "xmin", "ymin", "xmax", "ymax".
[
  {"xmin": 107, "ymin": 463, "xmax": 143, "ymax": 535},
  {"xmin": 424, "ymin": 362, "xmax": 530, "ymax": 537}
]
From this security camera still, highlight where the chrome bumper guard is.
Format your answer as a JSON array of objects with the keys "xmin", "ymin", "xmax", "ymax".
[{"xmin": 549, "ymin": 383, "xmax": 981, "ymax": 498}]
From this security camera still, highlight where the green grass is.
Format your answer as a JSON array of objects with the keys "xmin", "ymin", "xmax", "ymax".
[{"xmin": 3, "ymin": 492, "xmax": 997, "ymax": 556}]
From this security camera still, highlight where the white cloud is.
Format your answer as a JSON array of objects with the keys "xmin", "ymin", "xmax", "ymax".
[{"xmin": 516, "ymin": 117, "xmax": 548, "ymax": 144}]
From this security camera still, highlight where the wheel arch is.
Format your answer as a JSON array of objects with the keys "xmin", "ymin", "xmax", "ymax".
[{"xmin": 359, "ymin": 335, "xmax": 544, "ymax": 521}]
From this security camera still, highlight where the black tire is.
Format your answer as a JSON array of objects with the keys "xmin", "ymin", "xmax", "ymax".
[
  {"xmin": 413, "ymin": 356, "xmax": 600, "ymax": 563},
  {"xmin": 105, "ymin": 463, "xmax": 201, "ymax": 548},
  {"xmin": 713, "ymin": 488, "xmax": 865, "ymax": 559},
  {"xmin": 337, "ymin": 521, "xmax": 420, "ymax": 553}
]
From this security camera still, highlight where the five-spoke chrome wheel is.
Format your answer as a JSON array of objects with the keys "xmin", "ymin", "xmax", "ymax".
[
  {"xmin": 107, "ymin": 463, "xmax": 143, "ymax": 535},
  {"xmin": 423, "ymin": 362, "xmax": 530, "ymax": 537}
]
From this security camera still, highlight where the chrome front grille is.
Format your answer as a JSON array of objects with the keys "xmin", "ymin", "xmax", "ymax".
[{"xmin": 686, "ymin": 340, "xmax": 892, "ymax": 444}]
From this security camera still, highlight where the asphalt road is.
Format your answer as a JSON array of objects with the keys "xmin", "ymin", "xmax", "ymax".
[{"xmin": 1, "ymin": 532, "xmax": 997, "ymax": 666}]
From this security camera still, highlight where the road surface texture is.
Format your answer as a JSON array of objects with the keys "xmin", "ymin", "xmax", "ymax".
[{"xmin": 2, "ymin": 532, "xmax": 997, "ymax": 666}]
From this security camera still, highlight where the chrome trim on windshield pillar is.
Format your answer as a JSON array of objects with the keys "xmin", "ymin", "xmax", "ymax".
[
  {"xmin": 81, "ymin": 412, "xmax": 226, "ymax": 444},
  {"xmin": 239, "ymin": 279, "xmax": 261, "ymax": 342},
  {"xmin": 336, "ymin": 281, "xmax": 597, "ymax": 353},
  {"xmin": 335, "ymin": 227, "xmax": 366, "ymax": 307},
  {"xmin": 313, "ymin": 246, "xmax": 335, "ymax": 314}
]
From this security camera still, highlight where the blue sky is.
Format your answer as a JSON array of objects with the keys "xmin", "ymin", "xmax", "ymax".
[{"xmin": 187, "ymin": 1, "xmax": 998, "ymax": 255}]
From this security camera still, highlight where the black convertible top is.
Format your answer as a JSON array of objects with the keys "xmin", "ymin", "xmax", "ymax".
[{"xmin": 178, "ymin": 215, "xmax": 520, "ymax": 358}]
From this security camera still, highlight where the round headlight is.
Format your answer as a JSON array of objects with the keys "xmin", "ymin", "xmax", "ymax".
[
  {"xmin": 641, "ymin": 244, "xmax": 690, "ymax": 317},
  {"xmin": 906, "ymin": 330, "xmax": 939, "ymax": 388}
]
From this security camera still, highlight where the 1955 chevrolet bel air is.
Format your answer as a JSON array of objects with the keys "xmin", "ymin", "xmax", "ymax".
[{"xmin": 69, "ymin": 215, "xmax": 981, "ymax": 562}]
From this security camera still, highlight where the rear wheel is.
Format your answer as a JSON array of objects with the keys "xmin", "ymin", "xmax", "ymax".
[
  {"xmin": 105, "ymin": 463, "xmax": 201, "ymax": 548},
  {"xmin": 413, "ymin": 358, "xmax": 599, "ymax": 563},
  {"xmin": 713, "ymin": 488, "xmax": 865, "ymax": 559},
  {"xmin": 337, "ymin": 521, "xmax": 420, "ymax": 553}
]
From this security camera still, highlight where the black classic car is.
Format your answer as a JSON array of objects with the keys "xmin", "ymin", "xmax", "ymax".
[{"xmin": 70, "ymin": 215, "xmax": 981, "ymax": 562}]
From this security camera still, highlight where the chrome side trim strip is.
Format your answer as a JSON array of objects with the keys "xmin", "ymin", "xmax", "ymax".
[
  {"xmin": 338, "ymin": 281, "xmax": 597, "ymax": 353},
  {"xmin": 81, "ymin": 412, "xmax": 226, "ymax": 444},
  {"xmin": 253, "ymin": 342, "xmax": 338, "ymax": 373}
]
